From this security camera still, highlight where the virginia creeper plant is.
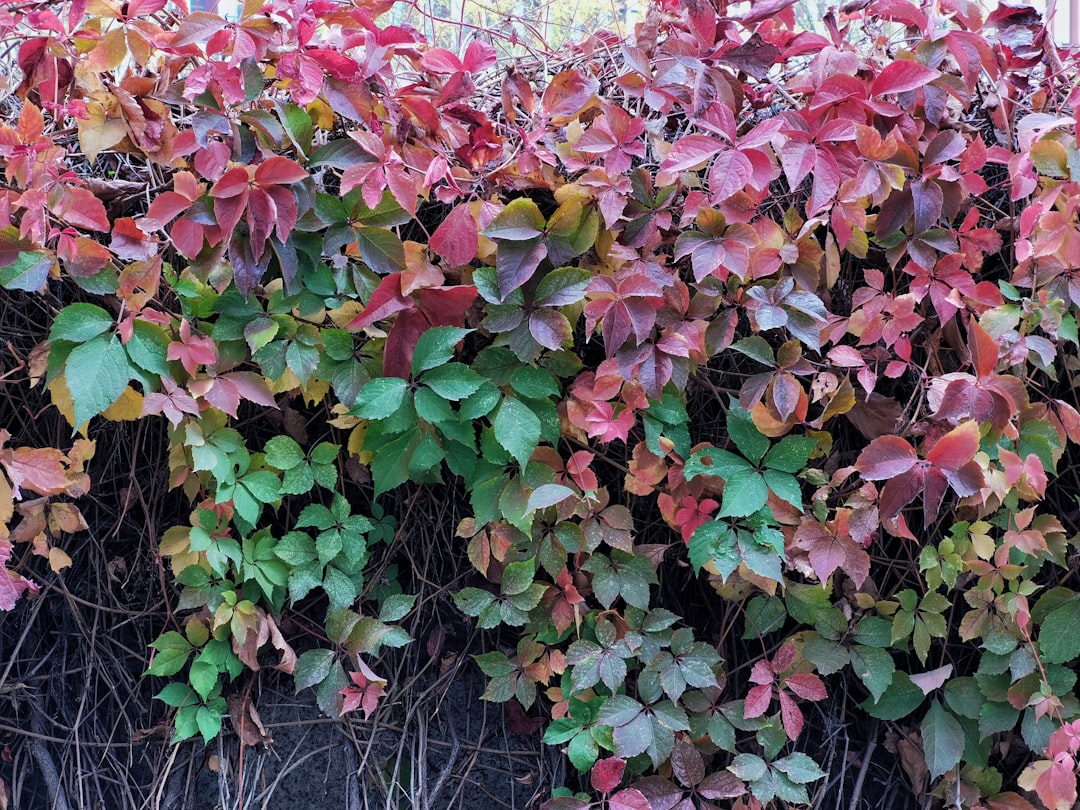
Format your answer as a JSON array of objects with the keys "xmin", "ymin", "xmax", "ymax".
[{"xmin": 2, "ymin": 0, "xmax": 1080, "ymax": 806}]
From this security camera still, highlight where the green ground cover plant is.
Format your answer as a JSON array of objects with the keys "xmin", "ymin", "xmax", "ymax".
[{"xmin": 2, "ymin": 0, "xmax": 1080, "ymax": 806}]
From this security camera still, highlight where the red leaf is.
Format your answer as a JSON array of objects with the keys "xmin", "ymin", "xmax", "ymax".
[
  {"xmin": 855, "ymin": 436, "xmax": 917, "ymax": 479},
  {"xmin": 246, "ymin": 186, "xmax": 276, "ymax": 262},
  {"xmin": 784, "ymin": 673, "xmax": 827, "ymax": 701},
  {"xmin": 429, "ymin": 204, "xmax": 478, "ymax": 266},
  {"xmin": 879, "ymin": 467, "xmax": 925, "ymax": 520},
  {"xmin": 968, "ymin": 319, "xmax": 999, "ymax": 378},
  {"xmin": 592, "ymin": 757, "xmax": 627, "ymax": 795},
  {"xmin": 699, "ymin": 771, "xmax": 746, "ymax": 799},
  {"xmin": 778, "ymin": 690, "xmax": 804, "ymax": 739},
  {"xmin": 925, "ymin": 421, "xmax": 980, "ymax": 472},
  {"xmin": 347, "ymin": 274, "xmax": 412, "ymax": 330},
  {"xmin": 417, "ymin": 286, "xmax": 477, "ymax": 325},
  {"xmin": 541, "ymin": 69, "xmax": 599, "ymax": 120},
  {"xmin": 210, "ymin": 167, "xmax": 250, "ymax": 198},
  {"xmin": 55, "ymin": 186, "xmax": 110, "ymax": 232},
  {"xmin": 255, "ymin": 156, "xmax": 308, "ymax": 186},
  {"xmin": 741, "ymin": 0, "xmax": 797, "ymax": 24},
  {"xmin": 870, "ymin": 61, "xmax": 939, "ymax": 96},
  {"xmin": 421, "ymin": 48, "xmax": 464, "ymax": 74},
  {"xmin": 743, "ymin": 684, "xmax": 773, "ymax": 718}
]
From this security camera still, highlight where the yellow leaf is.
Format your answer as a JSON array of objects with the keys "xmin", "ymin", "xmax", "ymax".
[
  {"xmin": 77, "ymin": 99, "xmax": 127, "ymax": 163},
  {"xmin": 48, "ymin": 546, "xmax": 73, "ymax": 573},
  {"xmin": 349, "ymin": 425, "xmax": 375, "ymax": 462},
  {"xmin": 969, "ymin": 521, "xmax": 995, "ymax": 561},
  {"xmin": 159, "ymin": 525, "xmax": 191, "ymax": 557},
  {"xmin": 102, "ymin": 386, "xmax": 144, "ymax": 421},
  {"xmin": 306, "ymin": 98, "xmax": 335, "ymax": 129},
  {"xmin": 270, "ymin": 368, "xmax": 302, "ymax": 394},
  {"xmin": 47, "ymin": 377, "xmax": 87, "ymax": 435},
  {"xmin": 47, "ymin": 502, "xmax": 88, "ymax": 535},
  {"xmin": 185, "ymin": 616, "xmax": 210, "ymax": 647},
  {"xmin": 1017, "ymin": 760, "xmax": 1050, "ymax": 795},
  {"xmin": 819, "ymin": 375, "xmax": 856, "ymax": 424},
  {"xmin": 301, "ymin": 379, "xmax": 330, "ymax": 407},
  {"xmin": 328, "ymin": 300, "xmax": 364, "ymax": 328},
  {"xmin": 0, "ymin": 470, "xmax": 13, "ymax": 526},
  {"xmin": 84, "ymin": 26, "xmax": 127, "ymax": 73}
]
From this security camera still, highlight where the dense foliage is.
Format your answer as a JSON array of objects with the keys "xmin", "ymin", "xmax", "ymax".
[{"xmin": 3, "ymin": 0, "xmax": 1080, "ymax": 806}]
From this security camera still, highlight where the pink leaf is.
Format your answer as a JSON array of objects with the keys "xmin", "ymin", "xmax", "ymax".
[
  {"xmin": 709, "ymin": 149, "xmax": 754, "ymax": 203},
  {"xmin": 659, "ymin": 134, "xmax": 724, "ymax": 179},
  {"xmin": 910, "ymin": 665, "xmax": 953, "ymax": 695},
  {"xmin": 608, "ymin": 789, "xmax": 650, "ymax": 810}
]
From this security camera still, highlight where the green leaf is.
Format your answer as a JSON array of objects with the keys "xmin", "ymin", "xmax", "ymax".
[
  {"xmin": 684, "ymin": 446, "xmax": 753, "ymax": 481},
  {"xmin": 147, "ymin": 632, "xmax": 193, "ymax": 676},
  {"xmin": 1038, "ymin": 595, "xmax": 1080, "ymax": 664},
  {"xmin": 850, "ymin": 644, "xmax": 895, "ymax": 703},
  {"xmin": 323, "ymin": 565, "xmax": 357, "ymax": 613},
  {"xmin": 568, "ymin": 730, "xmax": 599, "ymax": 772},
  {"xmin": 379, "ymin": 593, "xmax": 416, "ymax": 622},
  {"xmin": 50, "ymin": 303, "xmax": 114, "ymax": 343},
  {"xmin": 803, "ymin": 635, "xmax": 849, "ymax": 675},
  {"xmin": 773, "ymin": 752, "xmax": 825, "ymax": 784},
  {"xmin": 352, "ymin": 377, "xmax": 408, "ymax": 419},
  {"xmin": 188, "ymin": 660, "xmax": 218, "ymax": 700},
  {"xmin": 501, "ymin": 559, "xmax": 536, "ymax": 596},
  {"xmin": 742, "ymin": 595, "xmax": 787, "ymax": 639},
  {"xmin": 127, "ymin": 320, "xmax": 171, "ymax": 376},
  {"xmin": 763, "ymin": 435, "xmax": 818, "ymax": 473},
  {"xmin": 730, "ymin": 336, "xmax": 775, "ymax": 367},
  {"xmin": 860, "ymin": 671, "xmax": 924, "ymax": 721},
  {"xmin": 688, "ymin": 520, "xmax": 739, "ymax": 579},
  {"xmin": 943, "ymin": 677, "xmax": 983, "ymax": 719},
  {"xmin": 355, "ymin": 225, "xmax": 405, "ymax": 275},
  {"xmin": 727, "ymin": 402, "xmax": 769, "ymax": 464},
  {"xmin": 196, "ymin": 705, "xmax": 222, "ymax": 744},
  {"xmin": 241, "ymin": 471, "xmax": 281, "ymax": 503},
  {"xmin": 280, "ymin": 102, "xmax": 313, "ymax": 155},
  {"xmin": 484, "ymin": 198, "xmax": 545, "ymax": 240},
  {"xmin": 718, "ymin": 470, "xmax": 768, "ymax": 518},
  {"xmin": 921, "ymin": 700, "xmax": 964, "ymax": 779},
  {"xmin": 265, "ymin": 435, "xmax": 305, "ymax": 470},
  {"xmin": 412, "ymin": 327, "xmax": 473, "ymax": 375},
  {"xmin": 422, "ymin": 363, "xmax": 484, "ymax": 400},
  {"xmin": 155, "ymin": 682, "xmax": 196, "ymax": 708},
  {"xmin": 533, "ymin": 267, "xmax": 590, "ymax": 306},
  {"xmin": 493, "ymin": 397, "xmax": 541, "ymax": 468},
  {"xmin": 978, "ymin": 701, "xmax": 1019, "ymax": 738},
  {"xmin": 762, "ymin": 469, "xmax": 802, "ymax": 510},
  {"xmin": 454, "ymin": 587, "xmax": 496, "ymax": 616},
  {"xmin": 65, "ymin": 334, "xmax": 131, "ymax": 427},
  {"xmin": 294, "ymin": 648, "xmax": 335, "ymax": 692},
  {"xmin": 0, "ymin": 250, "xmax": 51, "ymax": 291}
]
